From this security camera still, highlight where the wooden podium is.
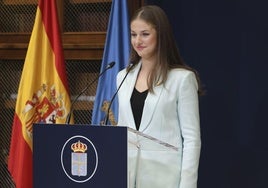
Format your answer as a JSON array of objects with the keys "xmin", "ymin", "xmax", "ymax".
[
  {"xmin": 33, "ymin": 124, "xmax": 180, "ymax": 188},
  {"xmin": 33, "ymin": 124, "xmax": 127, "ymax": 188}
]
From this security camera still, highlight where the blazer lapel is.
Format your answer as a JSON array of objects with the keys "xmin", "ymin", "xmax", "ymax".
[
  {"xmin": 139, "ymin": 84, "xmax": 163, "ymax": 132},
  {"xmin": 122, "ymin": 63, "xmax": 141, "ymax": 129},
  {"xmin": 121, "ymin": 62, "xmax": 163, "ymax": 131}
]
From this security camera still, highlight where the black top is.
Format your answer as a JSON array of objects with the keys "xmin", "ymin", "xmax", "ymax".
[{"xmin": 130, "ymin": 87, "xmax": 148, "ymax": 130}]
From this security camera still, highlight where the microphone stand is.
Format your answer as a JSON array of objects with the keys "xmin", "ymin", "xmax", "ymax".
[
  {"xmin": 103, "ymin": 64, "xmax": 134, "ymax": 125},
  {"xmin": 65, "ymin": 61, "xmax": 115, "ymax": 124}
]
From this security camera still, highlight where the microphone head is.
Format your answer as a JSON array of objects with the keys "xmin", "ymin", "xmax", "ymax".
[
  {"xmin": 107, "ymin": 61, "xmax": 116, "ymax": 69},
  {"xmin": 128, "ymin": 63, "xmax": 134, "ymax": 68},
  {"xmin": 127, "ymin": 63, "xmax": 135, "ymax": 71}
]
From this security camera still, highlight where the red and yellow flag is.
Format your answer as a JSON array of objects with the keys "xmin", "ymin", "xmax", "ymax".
[{"xmin": 8, "ymin": 0, "xmax": 72, "ymax": 187}]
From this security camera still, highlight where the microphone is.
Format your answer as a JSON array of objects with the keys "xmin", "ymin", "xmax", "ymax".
[
  {"xmin": 65, "ymin": 61, "xmax": 116, "ymax": 124},
  {"xmin": 103, "ymin": 63, "xmax": 134, "ymax": 125}
]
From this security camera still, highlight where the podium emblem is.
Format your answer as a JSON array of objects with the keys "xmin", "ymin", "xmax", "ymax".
[
  {"xmin": 71, "ymin": 140, "xmax": 88, "ymax": 176},
  {"xmin": 61, "ymin": 135, "xmax": 98, "ymax": 183}
]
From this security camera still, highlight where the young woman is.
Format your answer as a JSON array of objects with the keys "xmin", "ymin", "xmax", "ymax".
[{"xmin": 117, "ymin": 5, "xmax": 203, "ymax": 188}]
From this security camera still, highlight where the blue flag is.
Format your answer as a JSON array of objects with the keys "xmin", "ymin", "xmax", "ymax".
[{"xmin": 91, "ymin": 0, "xmax": 130, "ymax": 125}]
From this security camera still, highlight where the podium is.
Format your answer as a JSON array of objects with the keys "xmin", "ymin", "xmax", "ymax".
[{"xmin": 33, "ymin": 124, "xmax": 180, "ymax": 188}]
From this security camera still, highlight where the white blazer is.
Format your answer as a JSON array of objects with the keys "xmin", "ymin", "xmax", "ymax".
[{"xmin": 117, "ymin": 62, "xmax": 201, "ymax": 188}]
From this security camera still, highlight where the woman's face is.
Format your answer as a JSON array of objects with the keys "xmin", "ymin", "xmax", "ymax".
[{"xmin": 131, "ymin": 19, "xmax": 157, "ymax": 60}]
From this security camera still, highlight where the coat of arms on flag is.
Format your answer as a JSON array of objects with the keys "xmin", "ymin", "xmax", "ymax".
[{"xmin": 23, "ymin": 84, "xmax": 67, "ymax": 138}]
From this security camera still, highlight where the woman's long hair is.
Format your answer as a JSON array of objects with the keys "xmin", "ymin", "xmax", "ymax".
[{"xmin": 128, "ymin": 5, "xmax": 204, "ymax": 95}]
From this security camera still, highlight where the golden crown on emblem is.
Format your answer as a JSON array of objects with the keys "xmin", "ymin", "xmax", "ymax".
[{"xmin": 71, "ymin": 140, "xmax": 88, "ymax": 153}]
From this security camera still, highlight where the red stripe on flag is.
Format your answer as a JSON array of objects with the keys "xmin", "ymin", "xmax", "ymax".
[
  {"xmin": 8, "ymin": 115, "xmax": 33, "ymax": 188},
  {"xmin": 38, "ymin": 0, "xmax": 69, "ymax": 93}
]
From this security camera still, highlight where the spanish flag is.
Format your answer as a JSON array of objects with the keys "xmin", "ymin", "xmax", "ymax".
[{"xmin": 8, "ymin": 0, "xmax": 72, "ymax": 187}]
